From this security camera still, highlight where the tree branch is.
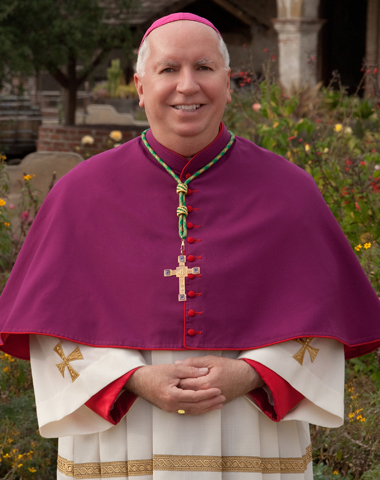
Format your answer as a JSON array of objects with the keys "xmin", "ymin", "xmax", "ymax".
[
  {"xmin": 49, "ymin": 67, "xmax": 69, "ymax": 89},
  {"xmin": 77, "ymin": 48, "xmax": 109, "ymax": 86}
]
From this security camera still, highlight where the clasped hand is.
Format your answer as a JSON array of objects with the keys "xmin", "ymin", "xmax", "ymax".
[{"xmin": 126, "ymin": 355, "xmax": 263, "ymax": 415}]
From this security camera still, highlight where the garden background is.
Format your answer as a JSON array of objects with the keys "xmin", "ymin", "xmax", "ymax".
[{"xmin": 1, "ymin": 54, "xmax": 380, "ymax": 480}]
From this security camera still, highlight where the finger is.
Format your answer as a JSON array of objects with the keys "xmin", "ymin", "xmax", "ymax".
[
  {"xmin": 176, "ymin": 365, "xmax": 209, "ymax": 379},
  {"xmin": 179, "ymin": 395, "xmax": 225, "ymax": 415},
  {"xmin": 175, "ymin": 357, "xmax": 209, "ymax": 368},
  {"xmin": 175, "ymin": 387, "xmax": 222, "ymax": 403},
  {"xmin": 178, "ymin": 377, "xmax": 210, "ymax": 391}
]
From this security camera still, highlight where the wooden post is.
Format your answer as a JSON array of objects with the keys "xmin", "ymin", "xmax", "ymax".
[{"xmin": 365, "ymin": 0, "xmax": 380, "ymax": 95}]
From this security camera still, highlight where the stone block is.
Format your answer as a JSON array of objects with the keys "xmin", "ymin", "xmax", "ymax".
[
  {"xmin": 6, "ymin": 151, "xmax": 84, "ymax": 208},
  {"xmin": 84, "ymin": 104, "xmax": 149, "ymax": 127}
]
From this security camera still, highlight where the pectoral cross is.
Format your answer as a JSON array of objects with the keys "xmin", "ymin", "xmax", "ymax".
[
  {"xmin": 292, "ymin": 338, "xmax": 319, "ymax": 366},
  {"xmin": 54, "ymin": 342, "xmax": 84, "ymax": 383},
  {"xmin": 164, "ymin": 255, "xmax": 200, "ymax": 301}
]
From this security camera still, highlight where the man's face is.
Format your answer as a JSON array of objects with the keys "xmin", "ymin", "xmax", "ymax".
[{"xmin": 134, "ymin": 21, "xmax": 231, "ymax": 154}]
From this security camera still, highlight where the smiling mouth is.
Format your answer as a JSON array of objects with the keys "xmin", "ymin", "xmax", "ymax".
[{"xmin": 173, "ymin": 104, "xmax": 201, "ymax": 111}]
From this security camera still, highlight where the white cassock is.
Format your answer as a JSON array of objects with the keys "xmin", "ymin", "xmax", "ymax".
[{"xmin": 30, "ymin": 335, "xmax": 344, "ymax": 480}]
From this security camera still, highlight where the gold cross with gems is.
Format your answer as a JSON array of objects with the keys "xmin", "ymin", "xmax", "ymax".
[
  {"xmin": 54, "ymin": 342, "xmax": 84, "ymax": 383},
  {"xmin": 292, "ymin": 338, "xmax": 319, "ymax": 366},
  {"xmin": 164, "ymin": 255, "xmax": 200, "ymax": 301}
]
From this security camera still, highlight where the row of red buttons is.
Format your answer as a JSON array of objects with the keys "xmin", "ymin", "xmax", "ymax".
[{"xmin": 184, "ymin": 181, "xmax": 202, "ymax": 337}]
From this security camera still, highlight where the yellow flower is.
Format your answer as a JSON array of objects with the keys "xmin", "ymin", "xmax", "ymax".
[
  {"xmin": 356, "ymin": 414, "xmax": 363, "ymax": 420},
  {"xmin": 28, "ymin": 468, "xmax": 37, "ymax": 473},
  {"xmin": 81, "ymin": 135, "xmax": 94, "ymax": 145},
  {"xmin": 272, "ymin": 121, "xmax": 279, "ymax": 129},
  {"xmin": 334, "ymin": 123, "xmax": 343, "ymax": 132},
  {"xmin": 360, "ymin": 417, "xmax": 366, "ymax": 422},
  {"xmin": 323, "ymin": 147, "xmax": 329, "ymax": 153},
  {"xmin": 355, "ymin": 244, "xmax": 362, "ymax": 251},
  {"xmin": 364, "ymin": 242, "xmax": 371, "ymax": 249},
  {"xmin": 109, "ymin": 130, "xmax": 122, "ymax": 142},
  {"xmin": 3, "ymin": 453, "xmax": 10, "ymax": 458},
  {"xmin": 17, "ymin": 463, "xmax": 23, "ymax": 468},
  {"xmin": 4, "ymin": 222, "xmax": 10, "ymax": 227},
  {"xmin": 334, "ymin": 471, "xmax": 339, "ymax": 475},
  {"xmin": 3, "ymin": 366, "xmax": 8, "ymax": 372},
  {"xmin": 23, "ymin": 174, "xmax": 35, "ymax": 181},
  {"xmin": 348, "ymin": 412, "xmax": 355, "ymax": 418},
  {"xmin": 0, "ymin": 199, "xmax": 6, "ymax": 206},
  {"xmin": 0, "ymin": 154, "xmax": 7, "ymax": 161},
  {"xmin": 304, "ymin": 144, "xmax": 310, "ymax": 152}
]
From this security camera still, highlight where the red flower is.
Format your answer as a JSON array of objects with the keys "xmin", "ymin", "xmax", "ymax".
[
  {"xmin": 375, "ymin": 68, "xmax": 378, "ymax": 74},
  {"xmin": 360, "ymin": 161, "xmax": 366, "ymax": 166},
  {"xmin": 355, "ymin": 202, "xmax": 361, "ymax": 211}
]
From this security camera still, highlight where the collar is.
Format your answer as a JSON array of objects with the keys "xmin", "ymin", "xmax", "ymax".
[{"xmin": 145, "ymin": 123, "xmax": 232, "ymax": 179}]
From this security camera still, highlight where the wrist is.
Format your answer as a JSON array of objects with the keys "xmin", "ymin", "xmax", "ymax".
[
  {"xmin": 124, "ymin": 365, "xmax": 147, "ymax": 394},
  {"xmin": 239, "ymin": 359, "xmax": 265, "ymax": 392}
]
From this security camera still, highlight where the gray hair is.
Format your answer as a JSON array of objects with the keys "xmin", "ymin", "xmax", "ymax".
[{"xmin": 136, "ymin": 30, "xmax": 230, "ymax": 76}]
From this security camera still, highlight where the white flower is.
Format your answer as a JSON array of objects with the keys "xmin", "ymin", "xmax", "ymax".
[
  {"xmin": 81, "ymin": 135, "xmax": 94, "ymax": 145},
  {"xmin": 375, "ymin": 165, "xmax": 380, "ymax": 171},
  {"xmin": 344, "ymin": 127, "xmax": 353, "ymax": 135},
  {"xmin": 109, "ymin": 130, "xmax": 122, "ymax": 142}
]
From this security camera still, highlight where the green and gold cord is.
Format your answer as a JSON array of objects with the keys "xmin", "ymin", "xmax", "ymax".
[{"xmin": 141, "ymin": 130, "xmax": 235, "ymax": 240}]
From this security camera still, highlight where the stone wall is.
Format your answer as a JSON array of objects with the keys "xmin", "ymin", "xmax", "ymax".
[{"xmin": 37, "ymin": 125, "xmax": 147, "ymax": 156}]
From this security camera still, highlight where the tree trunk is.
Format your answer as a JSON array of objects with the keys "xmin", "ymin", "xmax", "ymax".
[{"xmin": 64, "ymin": 56, "xmax": 78, "ymax": 126}]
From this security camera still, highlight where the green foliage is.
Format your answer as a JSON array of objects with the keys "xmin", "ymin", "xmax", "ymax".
[
  {"xmin": 0, "ymin": 158, "xmax": 42, "ymax": 293},
  {"xmin": 0, "ymin": 0, "xmax": 138, "ymax": 122},
  {"xmin": 0, "ymin": 353, "xmax": 57, "ymax": 479},
  {"xmin": 0, "ymin": 0, "xmax": 137, "ymax": 76},
  {"xmin": 313, "ymin": 462, "xmax": 351, "ymax": 479},
  {"xmin": 107, "ymin": 59, "xmax": 124, "ymax": 97}
]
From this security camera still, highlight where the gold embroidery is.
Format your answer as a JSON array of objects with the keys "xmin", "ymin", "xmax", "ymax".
[
  {"xmin": 57, "ymin": 457, "xmax": 152, "ymax": 477},
  {"xmin": 54, "ymin": 342, "xmax": 83, "ymax": 383},
  {"xmin": 57, "ymin": 445, "xmax": 312, "ymax": 478},
  {"xmin": 292, "ymin": 338, "xmax": 319, "ymax": 366}
]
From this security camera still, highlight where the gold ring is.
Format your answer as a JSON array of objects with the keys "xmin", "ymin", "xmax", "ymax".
[{"xmin": 177, "ymin": 409, "xmax": 185, "ymax": 415}]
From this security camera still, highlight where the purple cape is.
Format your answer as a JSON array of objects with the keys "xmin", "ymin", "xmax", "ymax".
[{"xmin": 1, "ymin": 125, "xmax": 380, "ymax": 360}]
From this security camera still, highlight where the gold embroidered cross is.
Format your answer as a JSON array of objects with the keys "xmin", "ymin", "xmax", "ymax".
[
  {"xmin": 164, "ymin": 255, "xmax": 200, "ymax": 301},
  {"xmin": 292, "ymin": 338, "xmax": 319, "ymax": 366},
  {"xmin": 54, "ymin": 342, "xmax": 84, "ymax": 383}
]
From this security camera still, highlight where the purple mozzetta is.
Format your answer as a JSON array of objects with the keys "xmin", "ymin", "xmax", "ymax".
[{"xmin": 1, "ymin": 124, "xmax": 380, "ymax": 360}]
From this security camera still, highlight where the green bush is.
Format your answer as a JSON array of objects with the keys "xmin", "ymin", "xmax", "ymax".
[{"xmin": 0, "ymin": 353, "xmax": 57, "ymax": 479}]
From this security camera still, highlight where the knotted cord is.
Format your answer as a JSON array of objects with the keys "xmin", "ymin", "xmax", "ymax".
[{"xmin": 141, "ymin": 129, "xmax": 235, "ymax": 240}]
